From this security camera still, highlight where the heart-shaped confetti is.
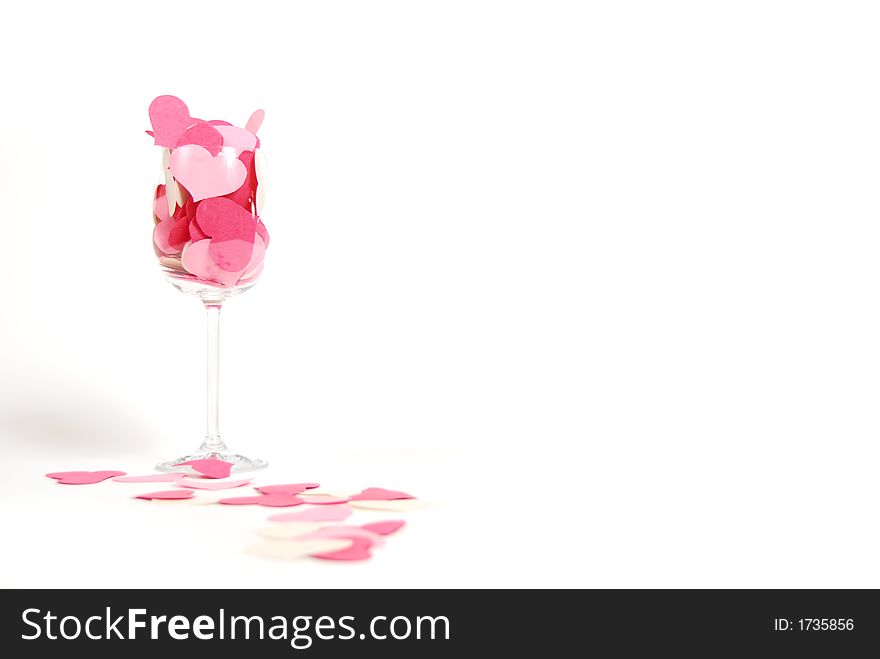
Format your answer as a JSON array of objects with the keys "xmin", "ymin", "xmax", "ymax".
[
  {"xmin": 176, "ymin": 121, "xmax": 223, "ymax": 156},
  {"xmin": 181, "ymin": 234, "xmax": 265, "ymax": 287},
  {"xmin": 362, "ymin": 520, "xmax": 406, "ymax": 536},
  {"xmin": 216, "ymin": 125, "xmax": 258, "ymax": 151},
  {"xmin": 195, "ymin": 197, "xmax": 257, "ymax": 272},
  {"xmin": 149, "ymin": 95, "xmax": 197, "ymax": 147},
  {"xmin": 268, "ymin": 504, "xmax": 354, "ymax": 523},
  {"xmin": 177, "ymin": 459, "xmax": 234, "ymax": 479},
  {"xmin": 310, "ymin": 536, "xmax": 374, "ymax": 561},
  {"xmin": 170, "ymin": 145, "xmax": 247, "ymax": 202},
  {"xmin": 135, "ymin": 489, "xmax": 195, "ymax": 500},
  {"xmin": 349, "ymin": 487, "xmax": 415, "ymax": 501},
  {"xmin": 219, "ymin": 494, "xmax": 305, "ymax": 507},
  {"xmin": 245, "ymin": 109, "xmax": 265, "ymax": 134},
  {"xmin": 46, "ymin": 470, "xmax": 125, "ymax": 485},
  {"xmin": 113, "ymin": 473, "xmax": 185, "ymax": 483},
  {"xmin": 246, "ymin": 538, "xmax": 352, "ymax": 562},
  {"xmin": 178, "ymin": 477, "xmax": 252, "ymax": 490},
  {"xmin": 255, "ymin": 483, "xmax": 320, "ymax": 496}
]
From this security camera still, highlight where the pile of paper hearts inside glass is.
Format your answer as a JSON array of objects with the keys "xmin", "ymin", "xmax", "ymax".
[
  {"xmin": 46, "ymin": 460, "xmax": 428, "ymax": 562},
  {"xmin": 148, "ymin": 95, "xmax": 270, "ymax": 288}
]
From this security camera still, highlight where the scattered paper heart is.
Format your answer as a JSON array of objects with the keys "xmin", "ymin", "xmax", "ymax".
[{"xmin": 46, "ymin": 471, "xmax": 126, "ymax": 485}]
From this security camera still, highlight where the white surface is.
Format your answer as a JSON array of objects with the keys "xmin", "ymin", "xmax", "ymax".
[{"xmin": 1, "ymin": 1, "xmax": 880, "ymax": 588}]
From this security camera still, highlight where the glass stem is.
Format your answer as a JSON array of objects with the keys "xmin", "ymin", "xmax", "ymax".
[{"xmin": 200, "ymin": 301, "xmax": 228, "ymax": 453}]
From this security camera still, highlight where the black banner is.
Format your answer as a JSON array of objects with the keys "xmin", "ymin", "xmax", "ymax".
[{"xmin": 0, "ymin": 589, "xmax": 877, "ymax": 655}]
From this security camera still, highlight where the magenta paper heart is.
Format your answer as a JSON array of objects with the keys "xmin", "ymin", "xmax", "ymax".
[
  {"xmin": 177, "ymin": 458, "xmax": 234, "ymax": 479},
  {"xmin": 169, "ymin": 145, "xmax": 247, "ymax": 202},
  {"xmin": 135, "ymin": 489, "xmax": 195, "ymax": 500},
  {"xmin": 348, "ymin": 487, "xmax": 415, "ymax": 501},
  {"xmin": 182, "ymin": 233, "xmax": 265, "ymax": 287},
  {"xmin": 310, "ymin": 536, "xmax": 373, "ymax": 561},
  {"xmin": 149, "ymin": 95, "xmax": 197, "ymax": 147},
  {"xmin": 219, "ymin": 494, "xmax": 304, "ymax": 507},
  {"xmin": 362, "ymin": 520, "xmax": 406, "ymax": 536},
  {"xmin": 224, "ymin": 150, "xmax": 257, "ymax": 211},
  {"xmin": 196, "ymin": 197, "xmax": 257, "ymax": 271},
  {"xmin": 255, "ymin": 483, "xmax": 320, "ymax": 496},
  {"xmin": 268, "ymin": 504, "xmax": 354, "ymax": 523},
  {"xmin": 176, "ymin": 121, "xmax": 223, "ymax": 156},
  {"xmin": 46, "ymin": 470, "xmax": 125, "ymax": 485},
  {"xmin": 216, "ymin": 125, "xmax": 257, "ymax": 151}
]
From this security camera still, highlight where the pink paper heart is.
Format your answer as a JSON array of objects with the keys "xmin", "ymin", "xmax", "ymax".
[
  {"xmin": 136, "ymin": 489, "xmax": 195, "ymax": 500},
  {"xmin": 268, "ymin": 504, "xmax": 354, "ymax": 523},
  {"xmin": 208, "ymin": 119, "xmax": 233, "ymax": 126},
  {"xmin": 170, "ymin": 145, "xmax": 247, "ymax": 202},
  {"xmin": 178, "ymin": 477, "xmax": 252, "ymax": 490},
  {"xmin": 255, "ymin": 483, "xmax": 320, "ymax": 496},
  {"xmin": 245, "ymin": 109, "xmax": 265, "ymax": 134},
  {"xmin": 219, "ymin": 494, "xmax": 304, "ymax": 507},
  {"xmin": 177, "ymin": 459, "xmax": 234, "ymax": 479},
  {"xmin": 348, "ymin": 487, "xmax": 415, "ymax": 501},
  {"xmin": 176, "ymin": 121, "xmax": 223, "ymax": 156},
  {"xmin": 113, "ymin": 473, "xmax": 185, "ymax": 483},
  {"xmin": 181, "ymin": 233, "xmax": 265, "ymax": 287},
  {"xmin": 195, "ymin": 197, "xmax": 257, "ymax": 271},
  {"xmin": 216, "ymin": 125, "xmax": 257, "ymax": 151},
  {"xmin": 149, "ymin": 95, "xmax": 197, "ymax": 147},
  {"xmin": 46, "ymin": 470, "xmax": 125, "ymax": 485},
  {"xmin": 362, "ymin": 520, "xmax": 406, "ymax": 536},
  {"xmin": 153, "ymin": 185, "xmax": 170, "ymax": 223},
  {"xmin": 311, "ymin": 536, "xmax": 373, "ymax": 561}
]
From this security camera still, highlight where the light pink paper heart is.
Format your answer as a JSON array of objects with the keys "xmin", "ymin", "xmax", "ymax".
[
  {"xmin": 178, "ymin": 477, "xmax": 252, "ymax": 490},
  {"xmin": 181, "ymin": 234, "xmax": 265, "ymax": 287},
  {"xmin": 195, "ymin": 197, "xmax": 257, "ymax": 272},
  {"xmin": 245, "ymin": 109, "xmax": 265, "ymax": 134},
  {"xmin": 170, "ymin": 146, "xmax": 247, "ymax": 202},
  {"xmin": 216, "ymin": 125, "xmax": 257, "ymax": 151},
  {"xmin": 348, "ymin": 487, "xmax": 415, "ymax": 501},
  {"xmin": 149, "ymin": 95, "xmax": 196, "ymax": 147},
  {"xmin": 268, "ymin": 504, "xmax": 354, "ymax": 523},
  {"xmin": 177, "ymin": 459, "xmax": 234, "ymax": 479},
  {"xmin": 46, "ymin": 470, "xmax": 125, "ymax": 485},
  {"xmin": 255, "ymin": 483, "xmax": 320, "ymax": 496},
  {"xmin": 176, "ymin": 121, "xmax": 223, "ymax": 156},
  {"xmin": 311, "ymin": 536, "xmax": 374, "ymax": 561},
  {"xmin": 136, "ymin": 489, "xmax": 195, "ymax": 500},
  {"xmin": 219, "ymin": 494, "xmax": 305, "ymax": 507},
  {"xmin": 113, "ymin": 473, "xmax": 185, "ymax": 483},
  {"xmin": 362, "ymin": 520, "xmax": 406, "ymax": 536}
]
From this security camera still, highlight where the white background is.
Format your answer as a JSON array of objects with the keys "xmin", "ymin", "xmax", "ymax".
[{"xmin": 1, "ymin": 0, "xmax": 879, "ymax": 588}]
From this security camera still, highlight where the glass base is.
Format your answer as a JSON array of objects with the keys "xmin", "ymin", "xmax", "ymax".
[{"xmin": 155, "ymin": 451, "xmax": 268, "ymax": 473}]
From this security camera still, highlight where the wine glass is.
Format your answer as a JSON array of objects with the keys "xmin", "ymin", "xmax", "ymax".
[{"xmin": 149, "ymin": 100, "xmax": 269, "ymax": 473}]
